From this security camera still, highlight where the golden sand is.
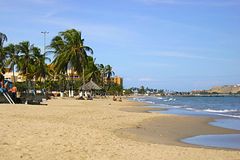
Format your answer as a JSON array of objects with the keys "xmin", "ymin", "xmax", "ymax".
[{"xmin": 0, "ymin": 98, "xmax": 239, "ymax": 160}]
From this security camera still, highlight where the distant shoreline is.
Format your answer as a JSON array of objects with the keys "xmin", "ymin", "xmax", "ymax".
[{"xmin": 131, "ymin": 94, "xmax": 240, "ymax": 97}]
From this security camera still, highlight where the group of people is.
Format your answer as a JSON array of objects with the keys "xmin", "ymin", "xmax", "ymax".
[
  {"xmin": 0, "ymin": 69, "xmax": 17, "ymax": 102},
  {"xmin": 113, "ymin": 96, "xmax": 122, "ymax": 102},
  {"xmin": 78, "ymin": 91, "xmax": 93, "ymax": 100}
]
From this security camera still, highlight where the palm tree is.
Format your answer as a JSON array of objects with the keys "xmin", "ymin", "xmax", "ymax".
[
  {"xmin": 0, "ymin": 32, "xmax": 7, "ymax": 47},
  {"xmin": 31, "ymin": 47, "xmax": 51, "ymax": 92},
  {"xmin": 0, "ymin": 32, "xmax": 7, "ymax": 70},
  {"xmin": 97, "ymin": 64, "xmax": 106, "ymax": 87},
  {"xmin": 50, "ymin": 29, "xmax": 93, "ymax": 94},
  {"xmin": 17, "ymin": 41, "xmax": 39, "ymax": 92},
  {"xmin": 33, "ymin": 48, "xmax": 51, "ymax": 83},
  {"xmin": 105, "ymin": 64, "xmax": 115, "ymax": 80},
  {"xmin": 85, "ymin": 56, "xmax": 101, "ymax": 83},
  {"xmin": 105, "ymin": 64, "xmax": 115, "ymax": 90},
  {"xmin": 5, "ymin": 43, "xmax": 19, "ymax": 83}
]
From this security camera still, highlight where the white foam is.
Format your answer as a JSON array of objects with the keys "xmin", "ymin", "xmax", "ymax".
[
  {"xmin": 133, "ymin": 98, "xmax": 146, "ymax": 102},
  {"xmin": 172, "ymin": 105, "xmax": 182, "ymax": 108},
  {"xmin": 217, "ymin": 114, "xmax": 240, "ymax": 119},
  {"xmin": 186, "ymin": 107, "xmax": 194, "ymax": 111},
  {"xmin": 204, "ymin": 109, "xmax": 238, "ymax": 113},
  {"xmin": 145, "ymin": 101, "xmax": 155, "ymax": 104}
]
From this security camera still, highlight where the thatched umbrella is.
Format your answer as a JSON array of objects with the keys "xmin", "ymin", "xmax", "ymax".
[{"xmin": 79, "ymin": 80, "xmax": 102, "ymax": 91}]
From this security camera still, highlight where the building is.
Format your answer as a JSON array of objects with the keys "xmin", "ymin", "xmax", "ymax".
[
  {"xmin": 4, "ymin": 66, "xmax": 123, "ymax": 87},
  {"xmin": 4, "ymin": 69, "xmax": 25, "ymax": 82},
  {"xmin": 104, "ymin": 76, "xmax": 123, "ymax": 87},
  {"xmin": 66, "ymin": 68, "xmax": 80, "ymax": 79}
]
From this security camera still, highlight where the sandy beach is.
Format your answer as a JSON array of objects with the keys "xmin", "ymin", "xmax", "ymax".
[{"xmin": 0, "ymin": 98, "xmax": 240, "ymax": 160}]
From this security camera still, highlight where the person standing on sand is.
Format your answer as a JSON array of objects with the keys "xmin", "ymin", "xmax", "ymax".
[{"xmin": 11, "ymin": 85, "xmax": 17, "ymax": 102}]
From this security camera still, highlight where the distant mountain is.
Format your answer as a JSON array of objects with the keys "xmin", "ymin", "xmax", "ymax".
[{"xmin": 208, "ymin": 84, "xmax": 240, "ymax": 94}]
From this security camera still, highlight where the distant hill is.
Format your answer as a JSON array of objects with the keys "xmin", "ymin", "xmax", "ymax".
[{"xmin": 208, "ymin": 84, "xmax": 240, "ymax": 94}]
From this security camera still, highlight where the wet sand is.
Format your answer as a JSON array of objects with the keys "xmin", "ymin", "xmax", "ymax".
[
  {"xmin": 116, "ymin": 113, "xmax": 240, "ymax": 148},
  {"xmin": 0, "ymin": 98, "xmax": 240, "ymax": 160}
]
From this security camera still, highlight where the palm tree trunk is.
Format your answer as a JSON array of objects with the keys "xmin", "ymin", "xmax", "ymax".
[
  {"xmin": 13, "ymin": 63, "xmax": 15, "ymax": 84},
  {"xmin": 82, "ymin": 67, "xmax": 85, "ymax": 85},
  {"xmin": 26, "ymin": 62, "xmax": 31, "ymax": 95},
  {"xmin": 71, "ymin": 68, "xmax": 74, "ymax": 97},
  {"xmin": 102, "ymin": 73, "xmax": 105, "ymax": 88},
  {"xmin": 34, "ymin": 76, "xmax": 36, "ymax": 92}
]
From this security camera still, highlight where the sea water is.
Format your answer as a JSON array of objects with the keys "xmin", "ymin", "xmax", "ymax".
[
  {"xmin": 131, "ymin": 96, "xmax": 240, "ymax": 149},
  {"xmin": 182, "ymin": 134, "xmax": 240, "ymax": 149},
  {"xmin": 132, "ymin": 96, "xmax": 240, "ymax": 119}
]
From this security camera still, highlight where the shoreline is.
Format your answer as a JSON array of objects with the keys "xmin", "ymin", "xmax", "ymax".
[{"xmin": 117, "ymin": 100, "xmax": 240, "ymax": 150}]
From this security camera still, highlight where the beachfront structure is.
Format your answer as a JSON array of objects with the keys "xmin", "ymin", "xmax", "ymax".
[
  {"xmin": 5, "ymin": 66, "xmax": 123, "ymax": 87},
  {"xmin": 104, "ymin": 76, "xmax": 123, "ymax": 87},
  {"xmin": 66, "ymin": 68, "xmax": 80, "ymax": 79},
  {"xmin": 4, "ymin": 69, "xmax": 25, "ymax": 82}
]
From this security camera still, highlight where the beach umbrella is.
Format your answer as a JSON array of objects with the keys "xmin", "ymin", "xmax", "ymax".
[{"xmin": 79, "ymin": 80, "xmax": 102, "ymax": 91}]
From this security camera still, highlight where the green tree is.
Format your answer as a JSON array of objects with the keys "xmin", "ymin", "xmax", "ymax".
[
  {"xmin": 5, "ymin": 43, "xmax": 20, "ymax": 83},
  {"xmin": 17, "ymin": 41, "xmax": 40, "ymax": 91},
  {"xmin": 139, "ymin": 86, "xmax": 145, "ymax": 94},
  {"xmin": 85, "ymin": 56, "xmax": 101, "ymax": 84},
  {"xmin": 105, "ymin": 65, "xmax": 115, "ymax": 80},
  {"xmin": 0, "ymin": 32, "xmax": 7, "ymax": 47},
  {"xmin": 33, "ymin": 48, "xmax": 51, "ymax": 83},
  {"xmin": 107, "ymin": 83, "xmax": 123, "ymax": 95},
  {"xmin": 0, "ymin": 32, "xmax": 7, "ymax": 70},
  {"xmin": 105, "ymin": 64, "xmax": 115, "ymax": 90},
  {"xmin": 97, "ymin": 64, "xmax": 106, "ymax": 88},
  {"xmin": 50, "ymin": 29, "xmax": 93, "ymax": 85}
]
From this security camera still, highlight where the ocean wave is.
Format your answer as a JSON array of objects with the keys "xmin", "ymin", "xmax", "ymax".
[
  {"xmin": 132, "ymin": 98, "xmax": 145, "ymax": 102},
  {"xmin": 144, "ymin": 101, "xmax": 155, "ymax": 104},
  {"xmin": 163, "ymin": 98, "xmax": 176, "ymax": 102},
  {"xmin": 186, "ymin": 107, "xmax": 195, "ymax": 111},
  {"xmin": 132, "ymin": 98, "xmax": 155, "ymax": 104},
  {"xmin": 217, "ymin": 114, "xmax": 240, "ymax": 119},
  {"xmin": 203, "ymin": 109, "xmax": 238, "ymax": 113},
  {"xmin": 172, "ymin": 105, "xmax": 182, "ymax": 109}
]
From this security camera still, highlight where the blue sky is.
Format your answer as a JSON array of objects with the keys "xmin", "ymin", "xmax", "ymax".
[{"xmin": 1, "ymin": 0, "xmax": 240, "ymax": 91}]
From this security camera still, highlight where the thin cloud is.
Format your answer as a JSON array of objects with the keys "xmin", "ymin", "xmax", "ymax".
[
  {"xmin": 24, "ymin": 0, "xmax": 56, "ymax": 4},
  {"xmin": 145, "ymin": 51, "xmax": 234, "ymax": 62},
  {"xmin": 138, "ymin": 77, "xmax": 158, "ymax": 82},
  {"xmin": 147, "ymin": 51, "xmax": 207, "ymax": 59},
  {"xmin": 140, "ymin": 0, "xmax": 240, "ymax": 6},
  {"xmin": 36, "ymin": 17, "xmax": 139, "ymax": 47}
]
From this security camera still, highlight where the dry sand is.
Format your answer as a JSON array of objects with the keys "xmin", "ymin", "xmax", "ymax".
[{"xmin": 0, "ymin": 97, "xmax": 240, "ymax": 160}]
